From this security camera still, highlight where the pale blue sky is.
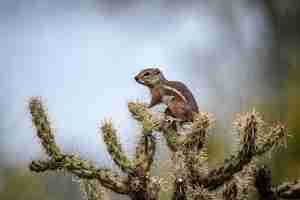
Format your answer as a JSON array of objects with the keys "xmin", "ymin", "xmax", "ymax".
[{"xmin": 0, "ymin": 0, "xmax": 274, "ymax": 166}]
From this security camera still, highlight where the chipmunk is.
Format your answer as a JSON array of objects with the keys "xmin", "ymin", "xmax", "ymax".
[{"xmin": 135, "ymin": 68, "xmax": 199, "ymax": 121}]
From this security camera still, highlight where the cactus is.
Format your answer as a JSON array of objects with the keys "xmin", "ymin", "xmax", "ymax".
[{"xmin": 28, "ymin": 97, "xmax": 300, "ymax": 200}]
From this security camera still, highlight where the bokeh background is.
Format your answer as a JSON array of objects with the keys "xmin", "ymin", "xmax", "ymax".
[{"xmin": 0, "ymin": 0, "xmax": 299, "ymax": 199}]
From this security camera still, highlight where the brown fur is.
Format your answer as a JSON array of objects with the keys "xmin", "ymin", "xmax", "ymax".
[{"xmin": 135, "ymin": 68, "xmax": 199, "ymax": 121}]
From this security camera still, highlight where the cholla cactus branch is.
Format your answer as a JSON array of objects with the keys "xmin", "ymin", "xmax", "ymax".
[
  {"xmin": 127, "ymin": 176, "xmax": 160, "ymax": 200},
  {"xmin": 29, "ymin": 97, "xmax": 62, "ymax": 159},
  {"xmin": 196, "ymin": 111, "xmax": 259, "ymax": 190},
  {"xmin": 183, "ymin": 112, "xmax": 212, "ymax": 155},
  {"xmin": 254, "ymin": 165, "xmax": 276, "ymax": 200},
  {"xmin": 128, "ymin": 101, "xmax": 162, "ymax": 132},
  {"xmin": 29, "ymin": 159, "xmax": 63, "ymax": 172},
  {"xmin": 128, "ymin": 101, "xmax": 185, "ymax": 152},
  {"xmin": 28, "ymin": 97, "xmax": 299, "ymax": 200},
  {"xmin": 187, "ymin": 186, "xmax": 216, "ymax": 200},
  {"xmin": 182, "ymin": 113, "xmax": 211, "ymax": 179},
  {"xmin": 128, "ymin": 102, "xmax": 150, "ymax": 121},
  {"xmin": 28, "ymin": 98, "xmax": 129, "ymax": 194},
  {"xmin": 80, "ymin": 180, "xmax": 109, "ymax": 200},
  {"xmin": 255, "ymin": 124, "xmax": 288, "ymax": 155},
  {"xmin": 101, "ymin": 121, "xmax": 134, "ymax": 174},
  {"xmin": 128, "ymin": 101, "xmax": 159, "ymax": 176},
  {"xmin": 255, "ymin": 165, "xmax": 300, "ymax": 199},
  {"xmin": 163, "ymin": 127, "xmax": 184, "ymax": 152},
  {"xmin": 275, "ymin": 180, "xmax": 300, "ymax": 199},
  {"xmin": 30, "ymin": 155, "xmax": 129, "ymax": 194},
  {"xmin": 183, "ymin": 128, "xmax": 206, "ymax": 153},
  {"xmin": 232, "ymin": 161, "xmax": 257, "ymax": 199},
  {"xmin": 222, "ymin": 182, "xmax": 238, "ymax": 200},
  {"xmin": 134, "ymin": 134, "xmax": 156, "ymax": 176},
  {"xmin": 185, "ymin": 112, "xmax": 212, "ymax": 170},
  {"xmin": 29, "ymin": 99, "xmax": 163, "ymax": 200}
]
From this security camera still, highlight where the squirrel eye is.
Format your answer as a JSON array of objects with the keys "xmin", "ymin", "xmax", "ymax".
[
  {"xmin": 143, "ymin": 72, "xmax": 151, "ymax": 77},
  {"xmin": 153, "ymin": 69, "xmax": 161, "ymax": 75}
]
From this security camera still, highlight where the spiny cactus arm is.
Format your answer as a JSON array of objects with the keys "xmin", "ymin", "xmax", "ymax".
[
  {"xmin": 29, "ymin": 156, "xmax": 129, "ymax": 194},
  {"xmin": 182, "ymin": 112, "xmax": 212, "ymax": 179},
  {"xmin": 183, "ymin": 128, "xmax": 206, "ymax": 153},
  {"xmin": 222, "ymin": 182, "xmax": 239, "ymax": 200},
  {"xmin": 196, "ymin": 111, "xmax": 259, "ymax": 190},
  {"xmin": 275, "ymin": 180, "xmax": 300, "ymax": 199},
  {"xmin": 30, "ymin": 159, "xmax": 62, "ymax": 171},
  {"xmin": 255, "ymin": 165, "xmax": 300, "ymax": 199},
  {"xmin": 163, "ymin": 127, "xmax": 184, "ymax": 152},
  {"xmin": 183, "ymin": 112, "xmax": 213, "ymax": 152},
  {"xmin": 101, "ymin": 121, "xmax": 134, "ymax": 174},
  {"xmin": 28, "ymin": 98, "xmax": 129, "ymax": 194},
  {"xmin": 80, "ymin": 179, "xmax": 109, "ymax": 200},
  {"xmin": 255, "ymin": 124, "xmax": 288, "ymax": 155},
  {"xmin": 127, "ymin": 101, "xmax": 159, "ymax": 175},
  {"xmin": 254, "ymin": 165, "xmax": 277, "ymax": 200},
  {"xmin": 128, "ymin": 101, "xmax": 184, "ymax": 152},
  {"xmin": 134, "ymin": 133, "xmax": 156, "ymax": 176},
  {"xmin": 164, "ymin": 112, "xmax": 213, "ymax": 154},
  {"xmin": 197, "ymin": 111, "xmax": 288, "ymax": 191},
  {"xmin": 128, "ymin": 101, "xmax": 164, "ymax": 131},
  {"xmin": 29, "ymin": 97, "xmax": 62, "ymax": 159}
]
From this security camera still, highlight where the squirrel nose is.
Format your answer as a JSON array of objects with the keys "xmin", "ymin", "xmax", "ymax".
[{"xmin": 135, "ymin": 76, "xmax": 144, "ymax": 84}]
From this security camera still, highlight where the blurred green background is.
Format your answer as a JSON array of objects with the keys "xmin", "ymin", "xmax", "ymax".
[{"xmin": 0, "ymin": 0, "xmax": 299, "ymax": 199}]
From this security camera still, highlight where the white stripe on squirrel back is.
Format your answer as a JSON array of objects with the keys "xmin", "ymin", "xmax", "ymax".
[{"xmin": 162, "ymin": 85, "xmax": 188, "ymax": 103}]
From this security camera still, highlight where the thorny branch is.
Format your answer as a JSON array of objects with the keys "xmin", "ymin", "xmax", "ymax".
[
  {"xmin": 255, "ymin": 165, "xmax": 276, "ymax": 200},
  {"xmin": 28, "ymin": 98, "xmax": 300, "ymax": 200},
  {"xmin": 101, "ymin": 121, "xmax": 134, "ymax": 174},
  {"xmin": 80, "ymin": 179, "xmax": 108, "ymax": 200},
  {"xmin": 255, "ymin": 165, "xmax": 300, "ymax": 199},
  {"xmin": 275, "ymin": 180, "xmax": 300, "ymax": 199}
]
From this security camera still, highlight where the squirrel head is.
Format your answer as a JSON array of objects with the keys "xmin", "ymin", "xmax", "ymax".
[{"xmin": 135, "ymin": 68, "xmax": 166, "ymax": 87}]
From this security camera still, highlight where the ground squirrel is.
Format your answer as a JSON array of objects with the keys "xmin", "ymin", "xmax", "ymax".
[{"xmin": 135, "ymin": 68, "xmax": 199, "ymax": 121}]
